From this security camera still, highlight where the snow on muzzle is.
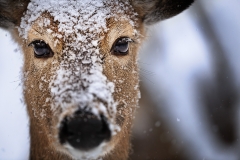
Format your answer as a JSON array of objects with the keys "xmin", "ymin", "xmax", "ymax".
[{"xmin": 50, "ymin": 51, "xmax": 119, "ymax": 150}]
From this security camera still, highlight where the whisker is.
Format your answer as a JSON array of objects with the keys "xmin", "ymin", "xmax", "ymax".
[
  {"xmin": 140, "ymin": 68, "xmax": 155, "ymax": 76},
  {"xmin": 140, "ymin": 73, "xmax": 157, "ymax": 86}
]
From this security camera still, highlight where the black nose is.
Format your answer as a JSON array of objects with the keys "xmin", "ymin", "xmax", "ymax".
[{"xmin": 59, "ymin": 110, "xmax": 111, "ymax": 150}]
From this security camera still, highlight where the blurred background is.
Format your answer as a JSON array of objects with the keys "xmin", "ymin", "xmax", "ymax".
[{"xmin": 0, "ymin": 0, "xmax": 240, "ymax": 159}]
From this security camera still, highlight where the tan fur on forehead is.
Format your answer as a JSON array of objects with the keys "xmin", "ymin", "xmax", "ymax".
[{"xmin": 28, "ymin": 14, "xmax": 63, "ymax": 52}]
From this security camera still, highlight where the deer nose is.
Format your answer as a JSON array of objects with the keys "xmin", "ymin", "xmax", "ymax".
[{"xmin": 59, "ymin": 109, "xmax": 111, "ymax": 150}]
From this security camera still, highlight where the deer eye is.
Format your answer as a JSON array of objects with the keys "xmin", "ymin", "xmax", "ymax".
[
  {"xmin": 111, "ymin": 37, "xmax": 132, "ymax": 56},
  {"xmin": 28, "ymin": 40, "xmax": 53, "ymax": 58}
]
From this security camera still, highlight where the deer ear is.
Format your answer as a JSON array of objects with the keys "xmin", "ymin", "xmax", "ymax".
[
  {"xmin": 132, "ymin": 0, "xmax": 194, "ymax": 25},
  {"xmin": 0, "ymin": 0, "xmax": 29, "ymax": 29}
]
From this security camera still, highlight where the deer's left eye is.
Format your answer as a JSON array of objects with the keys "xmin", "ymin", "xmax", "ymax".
[
  {"xmin": 111, "ymin": 37, "xmax": 132, "ymax": 56},
  {"xmin": 28, "ymin": 40, "xmax": 53, "ymax": 58}
]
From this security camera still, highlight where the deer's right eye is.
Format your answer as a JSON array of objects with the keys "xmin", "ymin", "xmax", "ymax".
[
  {"xmin": 111, "ymin": 37, "xmax": 132, "ymax": 56},
  {"xmin": 28, "ymin": 40, "xmax": 54, "ymax": 58}
]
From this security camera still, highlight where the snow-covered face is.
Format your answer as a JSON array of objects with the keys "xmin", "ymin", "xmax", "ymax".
[{"xmin": 20, "ymin": 0, "xmax": 143, "ymax": 159}]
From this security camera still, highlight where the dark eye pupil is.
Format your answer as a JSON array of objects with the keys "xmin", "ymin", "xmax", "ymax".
[
  {"xmin": 34, "ymin": 42, "xmax": 50, "ymax": 56},
  {"xmin": 112, "ymin": 38, "xmax": 130, "ymax": 55},
  {"xmin": 28, "ymin": 40, "xmax": 53, "ymax": 58}
]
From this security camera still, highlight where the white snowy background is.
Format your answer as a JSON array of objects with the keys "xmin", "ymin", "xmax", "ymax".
[
  {"xmin": 0, "ymin": 30, "xmax": 29, "ymax": 159},
  {"xmin": 1, "ymin": 0, "xmax": 240, "ymax": 159}
]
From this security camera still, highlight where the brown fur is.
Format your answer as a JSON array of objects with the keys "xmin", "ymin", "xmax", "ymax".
[
  {"xmin": 0, "ymin": 0, "xmax": 30, "ymax": 28},
  {"xmin": 0, "ymin": 1, "xmax": 194, "ymax": 159}
]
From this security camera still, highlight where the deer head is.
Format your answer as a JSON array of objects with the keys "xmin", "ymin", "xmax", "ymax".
[{"xmin": 0, "ymin": 0, "xmax": 194, "ymax": 159}]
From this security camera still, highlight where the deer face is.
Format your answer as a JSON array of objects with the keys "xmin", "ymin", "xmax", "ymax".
[{"xmin": 21, "ymin": 1, "xmax": 142, "ymax": 159}]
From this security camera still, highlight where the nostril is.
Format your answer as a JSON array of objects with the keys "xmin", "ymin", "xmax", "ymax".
[{"xmin": 59, "ymin": 110, "xmax": 111, "ymax": 150}]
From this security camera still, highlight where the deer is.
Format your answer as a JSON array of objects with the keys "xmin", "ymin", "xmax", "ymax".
[{"xmin": 0, "ymin": 0, "xmax": 194, "ymax": 159}]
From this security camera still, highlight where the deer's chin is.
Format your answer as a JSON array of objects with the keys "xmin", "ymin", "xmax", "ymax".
[{"xmin": 57, "ymin": 140, "xmax": 114, "ymax": 160}]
